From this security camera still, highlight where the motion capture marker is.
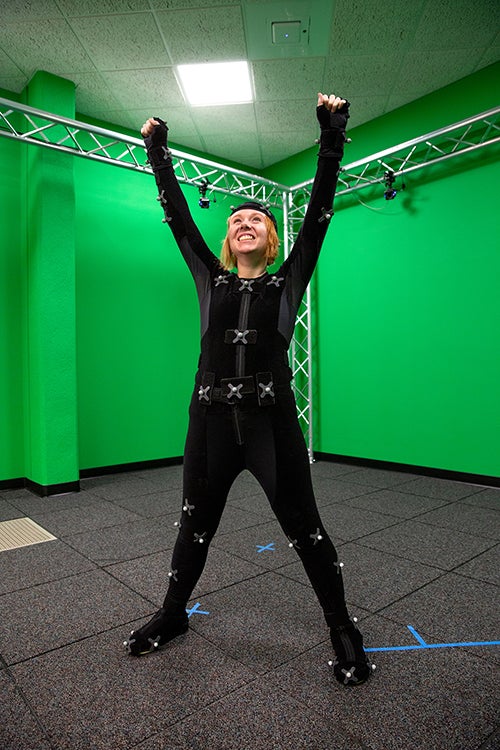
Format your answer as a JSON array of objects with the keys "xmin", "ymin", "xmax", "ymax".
[
  {"xmin": 194, "ymin": 532, "xmax": 207, "ymax": 544},
  {"xmin": 258, "ymin": 381, "xmax": 275, "ymax": 398},
  {"xmin": 287, "ymin": 536, "xmax": 299, "ymax": 549},
  {"xmin": 182, "ymin": 500, "xmax": 195, "ymax": 516},
  {"xmin": 215, "ymin": 274, "xmax": 229, "ymax": 287},
  {"xmin": 267, "ymin": 275, "xmax": 284, "ymax": 287},
  {"xmin": 318, "ymin": 207, "xmax": 333, "ymax": 223},
  {"xmin": 334, "ymin": 561, "xmax": 344, "ymax": 574},
  {"xmin": 123, "ymin": 635, "xmax": 137, "ymax": 654},
  {"xmin": 310, "ymin": 528, "xmax": 323, "ymax": 545},
  {"xmin": 238, "ymin": 279, "xmax": 254, "ymax": 292},
  {"xmin": 168, "ymin": 569, "xmax": 178, "ymax": 582},
  {"xmin": 345, "ymin": 670, "xmax": 358, "ymax": 685},
  {"xmin": 227, "ymin": 383, "xmax": 243, "ymax": 400},
  {"xmin": 232, "ymin": 329, "xmax": 249, "ymax": 344},
  {"xmin": 256, "ymin": 542, "xmax": 275, "ymax": 553},
  {"xmin": 156, "ymin": 189, "xmax": 172, "ymax": 223},
  {"xmin": 174, "ymin": 520, "xmax": 181, "ymax": 529},
  {"xmin": 198, "ymin": 385, "xmax": 211, "ymax": 402},
  {"xmin": 186, "ymin": 602, "xmax": 210, "ymax": 618}
]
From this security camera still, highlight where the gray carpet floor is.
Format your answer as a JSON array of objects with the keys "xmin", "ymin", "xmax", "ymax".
[{"xmin": 0, "ymin": 461, "xmax": 498, "ymax": 750}]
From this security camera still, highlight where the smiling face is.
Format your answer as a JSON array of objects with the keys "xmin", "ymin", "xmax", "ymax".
[{"xmin": 227, "ymin": 209, "xmax": 269, "ymax": 262}]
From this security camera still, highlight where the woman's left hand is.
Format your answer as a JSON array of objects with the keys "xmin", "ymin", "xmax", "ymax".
[{"xmin": 317, "ymin": 92, "xmax": 347, "ymax": 112}]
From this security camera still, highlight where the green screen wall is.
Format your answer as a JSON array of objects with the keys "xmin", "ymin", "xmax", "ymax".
[
  {"xmin": 270, "ymin": 62, "xmax": 500, "ymax": 478},
  {"xmin": 75, "ymin": 158, "xmax": 225, "ymax": 470},
  {"xmin": 315, "ymin": 153, "xmax": 499, "ymax": 476}
]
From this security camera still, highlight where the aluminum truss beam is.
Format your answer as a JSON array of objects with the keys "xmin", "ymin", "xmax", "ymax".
[
  {"xmin": 291, "ymin": 106, "xmax": 500, "ymax": 204},
  {"xmin": 0, "ymin": 96, "xmax": 287, "ymax": 208},
  {"xmin": 2, "ymin": 96, "xmax": 498, "ymax": 461}
]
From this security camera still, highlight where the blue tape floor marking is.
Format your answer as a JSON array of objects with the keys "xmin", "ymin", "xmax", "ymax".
[
  {"xmin": 407, "ymin": 624, "xmax": 428, "ymax": 646},
  {"xmin": 186, "ymin": 602, "xmax": 210, "ymax": 618},
  {"xmin": 364, "ymin": 624, "xmax": 500, "ymax": 653},
  {"xmin": 256, "ymin": 542, "xmax": 275, "ymax": 553}
]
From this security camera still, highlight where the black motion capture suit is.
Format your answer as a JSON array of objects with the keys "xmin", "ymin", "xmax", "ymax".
[{"xmin": 124, "ymin": 100, "xmax": 373, "ymax": 686}]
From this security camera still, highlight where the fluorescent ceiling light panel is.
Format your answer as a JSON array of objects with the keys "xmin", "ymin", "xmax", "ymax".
[{"xmin": 177, "ymin": 61, "xmax": 253, "ymax": 107}]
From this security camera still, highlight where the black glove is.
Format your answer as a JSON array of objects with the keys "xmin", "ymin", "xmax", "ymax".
[
  {"xmin": 316, "ymin": 99, "xmax": 350, "ymax": 131},
  {"xmin": 144, "ymin": 117, "xmax": 171, "ymax": 170},
  {"xmin": 316, "ymin": 100, "xmax": 350, "ymax": 159}
]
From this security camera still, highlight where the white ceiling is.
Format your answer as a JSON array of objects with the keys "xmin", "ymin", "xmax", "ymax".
[{"xmin": 0, "ymin": 0, "xmax": 498, "ymax": 169}]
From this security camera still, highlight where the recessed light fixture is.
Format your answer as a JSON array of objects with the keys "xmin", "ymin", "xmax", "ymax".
[{"xmin": 176, "ymin": 60, "xmax": 253, "ymax": 107}]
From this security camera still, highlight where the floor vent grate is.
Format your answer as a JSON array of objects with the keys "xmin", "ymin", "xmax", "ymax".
[{"xmin": 0, "ymin": 518, "xmax": 57, "ymax": 552}]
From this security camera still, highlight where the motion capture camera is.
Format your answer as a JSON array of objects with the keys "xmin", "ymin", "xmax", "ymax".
[
  {"xmin": 198, "ymin": 179, "xmax": 210, "ymax": 209},
  {"xmin": 383, "ymin": 170, "xmax": 405, "ymax": 200}
]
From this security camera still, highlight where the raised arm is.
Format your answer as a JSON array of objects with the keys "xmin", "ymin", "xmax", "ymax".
[
  {"xmin": 281, "ymin": 93, "xmax": 350, "ymax": 292},
  {"xmin": 141, "ymin": 117, "xmax": 220, "ymax": 281}
]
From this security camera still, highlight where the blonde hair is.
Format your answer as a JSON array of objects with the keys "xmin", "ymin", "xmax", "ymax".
[{"xmin": 220, "ymin": 215, "xmax": 280, "ymax": 271}]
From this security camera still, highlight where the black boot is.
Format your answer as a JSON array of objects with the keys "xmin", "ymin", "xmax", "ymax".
[
  {"xmin": 328, "ymin": 620, "xmax": 375, "ymax": 686},
  {"xmin": 123, "ymin": 608, "xmax": 189, "ymax": 656}
]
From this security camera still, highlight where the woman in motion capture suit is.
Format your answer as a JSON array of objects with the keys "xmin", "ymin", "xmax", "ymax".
[{"xmin": 123, "ymin": 92, "xmax": 375, "ymax": 686}]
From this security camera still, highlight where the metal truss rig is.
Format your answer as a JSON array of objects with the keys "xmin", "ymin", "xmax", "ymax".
[
  {"xmin": 1, "ymin": 96, "xmax": 499, "ymax": 461},
  {"xmin": 291, "ymin": 105, "xmax": 500, "ymax": 204},
  {"xmin": 0, "ymin": 96, "xmax": 287, "ymax": 209}
]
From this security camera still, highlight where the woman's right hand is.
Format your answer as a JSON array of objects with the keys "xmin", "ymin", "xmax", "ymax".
[{"xmin": 141, "ymin": 117, "xmax": 160, "ymax": 138}]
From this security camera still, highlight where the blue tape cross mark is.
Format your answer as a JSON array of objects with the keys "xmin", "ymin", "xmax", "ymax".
[
  {"xmin": 407, "ymin": 624, "xmax": 427, "ymax": 646},
  {"xmin": 364, "ymin": 624, "xmax": 500, "ymax": 653},
  {"xmin": 186, "ymin": 602, "xmax": 210, "ymax": 618},
  {"xmin": 256, "ymin": 542, "xmax": 275, "ymax": 553}
]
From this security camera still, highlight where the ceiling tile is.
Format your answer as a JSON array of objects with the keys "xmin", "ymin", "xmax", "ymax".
[
  {"xmin": 128, "ymin": 105, "xmax": 198, "ymax": 137},
  {"xmin": 0, "ymin": 75, "xmax": 29, "ymax": 95},
  {"xmin": 80, "ymin": 108, "xmax": 132, "ymax": 128},
  {"xmin": 0, "ymin": 46, "xmax": 25, "ymax": 77},
  {"xmin": 0, "ymin": 19, "xmax": 95, "ymax": 77},
  {"xmin": 255, "ymin": 100, "xmax": 316, "ymax": 135},
  {"xmin": 391, "ymin": 48, "xmax": 485, "ymax": 99},
  {"xmin": 1, "ymin": 0, "xmax": 63, "ymax": 21},
  {"xmin": 243, "ymin": 0, "xmax": 334, "ymax": 61},
  {"xmin": 252, "ymin": 58, "xmax": 326, "ymax": 101},
  {"xmin": 155, "ymin": 6, "xmax": 246, "ymax": 64},
  {"xmin": 59, "ymin": 72, "xmax": 123, "ymax": 113},
  {"xmin": 190, "ymin": 103, "xmax": 257, "ymax": 135},
  {"xmin": 474, "ymin": 49, "xmax": 500, "ymax": 71},
  {"xmin": 151, "ymin": 0, "xmax": 240, "ymax": 7},
  {"xmin": 102, "ymin": 67, "xmax": 184, "ymax": 108},
  {"xmin": 323, "ymin": 54, "xmax": 401, "ymax": 97},
  {"xmin": 58, "ymin": 0, "xmax": 150, "ymax": 15},
  {"xmin": 414, "ymin": 0, "xmax": 500, "ymax": 51},
  {"xmin": 259, "ymin": 131, "xmax": 318, "ymax": 164},
  {"xmin": 202, "ymin": 130, "xmax": 263, "ymax": 168},
  {"xmin": 171, "ymin": 132, "xmax": 213, "ymax": 156},
  {"xmin": 68, "ymin": 12, "xmax": 169, "ymax": 71},
  {"xmin": 330, "ymin": 0, "xmax": 427, "ymax": 55},
  {"xmin": 341, "ymin": 94, "xmax": 388, "ymax": 130}
]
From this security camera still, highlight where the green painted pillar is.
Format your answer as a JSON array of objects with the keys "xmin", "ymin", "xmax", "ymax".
[{"xmin": 24, "ymin": 71, "xmax": 79, "ymax": 493}]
